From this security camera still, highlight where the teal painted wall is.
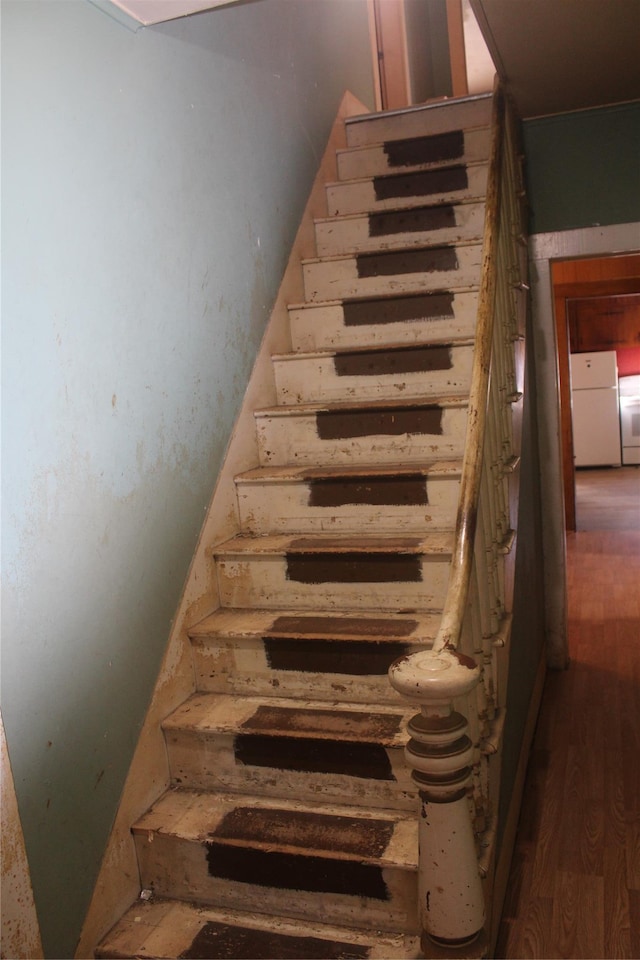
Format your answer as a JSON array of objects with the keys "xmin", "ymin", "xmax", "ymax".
[
  {"xmin": 1, "ymin": 1, "xmax": 374, "ymax": 955},
  {"xmin": 523, "ymin": 101, "xmax": 640, "ymax": 234}
]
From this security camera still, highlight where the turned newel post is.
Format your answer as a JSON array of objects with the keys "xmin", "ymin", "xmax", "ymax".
[{"xmin": 389, "ymin": 647, "xmax": 485, "ymax": 953}]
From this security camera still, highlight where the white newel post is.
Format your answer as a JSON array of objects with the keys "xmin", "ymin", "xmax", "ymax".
[{"xmin": 389, "ymin": 648, "xmax": 485, "ymax": 954}]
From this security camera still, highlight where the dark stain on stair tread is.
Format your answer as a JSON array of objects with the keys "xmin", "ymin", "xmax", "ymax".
[
  {"xmin": 288, "ymin": 536, "xmax": 424, "ymax": 552},
  {"xmin": 316, "ymin": 405, "xmax": 443, "ymax": 439},
  {"xmin": 179, "ymin": 920, "xmax": 371, "ymax": 959},
  {"xmin": 286, "ymin": 553, "xmax": 423, "ymax": 584},
  {"xmin": 342, "ymin": 291, "xmax": 455, "ymax": 326},
  {"xmin": 373, "ymin": 165, "xmax": 468, "ymax": 201},
  {"xmin": 241, "ymin": 705, "xmax": 403, "ymax": 740},
  {"xmin": 234, "ymin": 734, "xmax": 396, "ymax": 780},
  {"xmin": 264, "ymin": 636, "xmax": 412, "ymax": 675},
  {"xmin": 205, "ymin": 843, "xmax": 389, "ymax": 901},
  {"xmin": 356, "ymin": 246, "xmax": 458, "ymax": 279},
  {"xmin": 383, "ymin": 130, "xmax": 465, "ymax": 168},
  {"xmin": 368, "ymin": 204, "xmax": 456, "ymax": 237},
  {"xmin": 211, "ymin": 806, "xmax": 395, "ymax": 858},
  {"xmin": 308, "ymin": 475, "xmax": 428, "ymax": 507},
  {"xmin": 268, "ymin": 614, "xmax": 419, "ymax": 639},
  {"xmin": 333, "ymin": 344, "xmax": 452, "ymax": 377}
]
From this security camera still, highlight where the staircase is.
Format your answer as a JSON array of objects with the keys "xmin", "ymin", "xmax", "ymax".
[{"xmin": 96, "ymin": 90, "xmax": 526, "ymax": 960}]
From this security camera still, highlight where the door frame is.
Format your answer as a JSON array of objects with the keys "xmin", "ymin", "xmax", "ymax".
[
  {"xmin": 529, "ymin": 223, "xmax": 639, "ymax": 669},
  {"xmin": 552, "ymin": 260, "xmax": 640, "ymax": 531}
]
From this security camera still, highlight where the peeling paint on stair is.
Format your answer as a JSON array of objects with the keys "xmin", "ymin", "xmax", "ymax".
[
  {"xmin": 333, "ymin": 346, "xmax": 452, "ymax": 377},
  {"xmin": 373, "ymin": 166, "xmax": 468, "ymax": 201},
  {"xmin": 263, "ymin": 637, "xmax": 412, "ymax": 675},
  {"xmin": 356, "ymin": 247, "xmax": 458, "ymax": 279},
  {"xmin": 233, "ymin": 734, "xmax": 396, "ymax": 780},
  {"xmin": 285, "ymin": 552, "xmax": 423, "ymax": 584},
  {"xmin": 179, "ymin": 921, "xmax": 371, "ymax": 959},
  {"xmin": 316, "ymin": 405, "xmax": 443, "ymax": 439},
  {"xmin": 342, "ymin": 292, "xmax": 455, "ymax": 326},
  {"xmin": 368, "ymin": 205, "xmax": 456, "ymax": 237},
  {"xmin": 383, "ymin": 130, "xmax": 465, "ymax": 167},
  {"xmin": 210, "ymin": 806, "xmax": 395, "ymax": 857}
]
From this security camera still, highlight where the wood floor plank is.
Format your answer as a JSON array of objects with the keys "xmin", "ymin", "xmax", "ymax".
[
  {"xmin": 551, "ymin": 871, "xmax": 605, "ymax": 959},
  {"xmin": 629, "ymin": 889, "xmax": 640, "ymax": 960},
  {"xmin": 604, "ymin": 846, "xmax": 633, "ymax": 959}
]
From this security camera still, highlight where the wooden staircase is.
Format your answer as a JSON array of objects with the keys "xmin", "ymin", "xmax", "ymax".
[{"xmin": 96, "ymin": 92, "xmax": 518, "ymax": 960}]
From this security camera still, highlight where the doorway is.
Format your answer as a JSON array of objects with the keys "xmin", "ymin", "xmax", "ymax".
[{"xmin": 552, "ymin": 253, "xmax": 640, "ymax": 530}]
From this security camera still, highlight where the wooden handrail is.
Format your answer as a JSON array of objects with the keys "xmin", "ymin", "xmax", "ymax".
[{"xmin": 432, "ymin": 80, "xmax": 505, "ymax": 654}]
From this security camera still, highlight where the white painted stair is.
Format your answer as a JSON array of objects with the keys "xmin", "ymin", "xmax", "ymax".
[{"xmin": 96, "ymin": 92, "xmax": 493, "ymax": 960}]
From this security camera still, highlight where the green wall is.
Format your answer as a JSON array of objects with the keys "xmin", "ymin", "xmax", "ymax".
[
  {"xmin": 523, "ymin": 100, "xmax": 640, "ymax": 234},
  {"xmin": 0, "ymin": 2, "xmax": 373, "ymax": 955}
]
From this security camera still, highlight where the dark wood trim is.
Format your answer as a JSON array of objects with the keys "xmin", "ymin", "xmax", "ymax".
[{"xmin": 446, "ymin": 0, "xmax": 469, "ymax": 97}]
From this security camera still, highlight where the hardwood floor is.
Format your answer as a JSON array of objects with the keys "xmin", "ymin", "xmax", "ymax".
[
  {"xmin": 496, "ymin": 467, "xmax": 640, "ymax": 958},
  {"xmin": 574, "ymin": 467, "xmax": 640, "ymax": 531}
]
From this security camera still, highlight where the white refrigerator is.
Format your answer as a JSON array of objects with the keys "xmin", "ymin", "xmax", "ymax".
[{"xmin": 570, "ymin": 350, "xmax": 621, "ymax": 467}]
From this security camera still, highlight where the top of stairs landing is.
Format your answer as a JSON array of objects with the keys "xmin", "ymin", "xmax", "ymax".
[{"xmin": 345, "ymin": 94, "xmax": 493, "ymax": 149}]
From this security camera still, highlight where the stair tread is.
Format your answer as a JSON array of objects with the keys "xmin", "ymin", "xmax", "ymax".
[
  {"xmin": 213, "ymin": 531, "xmax": 453, "ymax": 556},
  {"xmin": 189, "ymin": 607, "xmax": 442, "ymax": 643},
  {"xmin": 335, "ymin": 121, "xmax": 490, "ymax": 157},
  {"xmin": 314, "ymin": 197, "xmax": 484, "ymax": 226},
  {"xmin": 162, "ymin": 692, "xmax": 412, "ymax": 745},
  {"xmin": 96, "ymin": 897, "xmax": 421, "ymax": 960},
  {"xmin": 287, "ymin": 286, "xmax": 479, "ymax": 311},
  {"xmin": 235, "ymin": 460, "xmax": 462, "ymax": 484},
  {"xmin": 324, "ymin": 158, "xmax": 488, "ymax": 192},
  {"xmin": 254, "ymin": 393, "xmax": 468, "ymax": 417},
  {"xmin": 132, "ymin": 787, "xmax": 418, "ymax": 867},
  {"xmin": 271, "ymin": 337, "xmax": 474, "ymax": 362},
  {"xmin": 344, "ymin": 92, "xmax": 492, "ymax": 128},
  {"xmin": 302, "ymin": 237, "xmax": 483, "ymax": 267}
]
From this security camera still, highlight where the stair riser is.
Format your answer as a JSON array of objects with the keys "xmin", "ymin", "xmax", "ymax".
[
  {"xmin": 326, "ymin": 165, "xmax": 488, "ymax": 218},
  {"xmin": 164, "ymin": 730, "xmax": 416, "ymax": 809},
  {"xmin": 235, "ymin": 476, "xmax": 461, "ymax": 534},
  {"xmin": 337, "ymin": 126, "xmax": 491, "ymax": 181},
  {"xmin": 315, "ymin": 202, "xmax": 485, "ymax": 257},
  {"xmin": 289, "ymin": 291, "xmax": 479, "ymax": 352},
  {"xmin": 303, "ymin": 245, "xmax": 482, "ymax": 302},
  {"xmin": 215, "ymin": 554, "xmax": 450, "ymax": 610},
  {"xmin": 255, "ymin": 406, "xmax": 468, "ymax": 466},
  {"xmin": 134, "ymin": 833, "xmax": 418, "ymax": 934},
  {"xmin": 192, "ymin": 637, "xmax": 430, "ymax": 702},
  {"xmin": 345, "ymin": 97, "xmax": 493, "ymax": 148},
  {"xmin": 272, "ymin": 345, "xmax": 474, "ymax": 405}
]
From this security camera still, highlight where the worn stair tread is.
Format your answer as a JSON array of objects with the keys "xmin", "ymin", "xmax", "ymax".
[
  {"xmin": 287, "ymin": 286, "xmax": 479, "ymax": 312},
  {"xmin": 271, "ymin": 337, "xmax": 475, "ymax": 363},
  {"xmin": 334, "ymin": 123, "xmax": 490, "ymax": 171},
  {"xmin": 254, "ymin": 393, "xmax": 468, "ymax": 418},
  {"xmin": 189, "ymin": 607, "xmax": 442, "ymax": 644},
  {"xmin": 314, "ymin": 198, "xmax": 483, "ymax": 226},
  {"xmin": 132, "ymin": 788, "xmax": 418, "ymax": 868},
  {"xmin": 96, "ymin": 897, "xmax": 422, "ymax": 959},
  {"xmin": 344, "ymin": 93, "xmax": 493, "ymax": 148},
  {"xmin": 324, "ymin": 158, "xmax": 488, "ymax": 191},
  {"xmin": 213, "ymin": 531, "xmax": 454, "ymax": 557},
  {"xmin": 234, "ymin": 459, "xmax": 463, "ymax": 485},
  {"xmin": 301, "ymin": 237, "xmax": 483, "ymax": 268},
  {"xmin": 162, "ymin": 692, "xmax": 412, "ymax": 746}
]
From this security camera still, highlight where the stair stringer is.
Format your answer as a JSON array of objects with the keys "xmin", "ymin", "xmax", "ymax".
[{"xmin": 75, "ymin": 88, "xmax": 371, "ymax": 960}]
